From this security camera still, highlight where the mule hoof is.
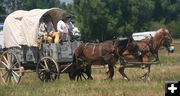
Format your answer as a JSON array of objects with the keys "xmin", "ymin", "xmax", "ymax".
[
  {"xmin": 123, "ymin": 77, "xmax": 130, "ymax": 81},
  {"xmin": 138, "ymin": 76, "xmax": 145, "ymax": 81},
  {"xmin": 87, "ymin": 77, "xmax": 93, "ymax": 80},
  {"xmin": 147, "ymin": 77, "xmax": 151, "ymax": 81}
]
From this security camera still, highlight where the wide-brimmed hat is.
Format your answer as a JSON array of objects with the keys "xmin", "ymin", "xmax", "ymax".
[
  {"xmin": 63, "ymin": 13, "xmax": 71, "ymax": 19},
  {"xmin": 43, "ymin": 14, "xmax": 51, "ymax": 20}
]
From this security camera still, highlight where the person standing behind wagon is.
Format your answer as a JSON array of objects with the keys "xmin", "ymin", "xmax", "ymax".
[{"xmin": 57, "ymin": 13, "xmax": 74, "ymax": 42}]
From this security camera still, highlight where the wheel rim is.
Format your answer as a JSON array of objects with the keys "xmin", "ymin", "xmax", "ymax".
[
  {"xmin": 0, "ymin": 51, "xmax": 22, "ymax": 85},
  {"xmin": 36, "ymin": 56, "xmax": 59, "ymax": 82},
  {"xmin": 75, "ymin": 68, "xmax": 87, "ymax": 81}
]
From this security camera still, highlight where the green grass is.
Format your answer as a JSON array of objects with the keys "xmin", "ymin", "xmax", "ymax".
[{"xmin": 0, "ymin": 44, "xmax": 180, "ymax": 96}]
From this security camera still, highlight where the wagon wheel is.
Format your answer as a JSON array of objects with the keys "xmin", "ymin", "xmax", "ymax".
[
  {"xmin": 75, "ymin": 66, "xmax": 89, "ymax": 81},
  {"xmin": 0, "ymin": 50, "xmax": 23, "ymax": 85},
  {"xmin": 76, "ymin": 71, "xmax": 88, "ymax": 81},
  {"xmin": 36, "ymin": 56, "xmax": 59, "ymax": 82}
]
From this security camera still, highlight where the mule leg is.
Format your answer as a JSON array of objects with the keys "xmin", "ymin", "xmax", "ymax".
[
  {"xmin": 155, "ymin": 52, "xmax": 160, "ymax": 62},
  {"xmin": 69, "ymin": 61, "xmax": 79, "ymax": 80},
  {"xmin": 68, "ymin": 66, "xmax": 77, "ymax": 80},
  {"xmin": 138, "ymin": 56, "xmax": 151, "ymax": 80},
  {"xmin": 119, "ymin": 66, "xmax": 130, "ymax": 81},
  {"xmin": 86, "ymin": 65, "xmax": 93, "ymax": 80},
  {"xmin": 119, "ymin": 57, "xmax": 129, "ymax": 81},
  {"xmin": 108, "ymin": 65, "xmax": 114, "ymax": 80},
  {"xmin": 139, "ymin": 65, "xmax": 151, "ymax": 80}
]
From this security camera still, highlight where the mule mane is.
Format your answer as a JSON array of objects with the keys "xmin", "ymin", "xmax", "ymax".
[
  {"xmin": 156, "ymin": 28, "xmax": 169, "ymax": 34},
  {"xmin": 140, "ymin": 28, "xmax": 169, "ymax": 52}
]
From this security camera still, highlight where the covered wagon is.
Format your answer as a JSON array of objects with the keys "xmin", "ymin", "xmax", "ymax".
[{"xmin": 0, "ymin": 8, "xmax": 82, "ymax": 85}]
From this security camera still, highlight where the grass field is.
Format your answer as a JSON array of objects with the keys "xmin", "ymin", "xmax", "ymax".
[{"xmin": 0, "ymin": 43, "xmax": 180, "ymax": 96}]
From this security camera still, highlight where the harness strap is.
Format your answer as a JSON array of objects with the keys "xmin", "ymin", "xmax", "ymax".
[
  {"xmin": 64, "ymin": 22, "xmax": 73, "ymax": 40},
  {"xmin": 143, "ymin": 35, "xmax": 154, "ymax": 54},
  {"xmin": 135, "ymin": 35, "xmax": 154, "ymax": 55},
  {"xmin": 84, "ymin": 43, "xmax": 89, "ymax": 48},
  {"xmin": 91, "ymin": 44, "xmax": 96, "ymax": 56},
  {"xmin": 99, "ymin": 43, "xmax": 103, "ymax": 56}
]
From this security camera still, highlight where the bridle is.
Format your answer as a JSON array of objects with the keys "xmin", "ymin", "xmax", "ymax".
[{"xmin": 160, "ymin": 31, "xmax": 173, "ymax": 50}]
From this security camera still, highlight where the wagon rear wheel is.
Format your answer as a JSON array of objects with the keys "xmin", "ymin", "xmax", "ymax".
[
  {"xmin": 36, "ymin": 56, "xmax": 59, "ymax": 82},
  {"xmin": 0, "ymin": 50, "xmax": 23, "ymax": 85}
]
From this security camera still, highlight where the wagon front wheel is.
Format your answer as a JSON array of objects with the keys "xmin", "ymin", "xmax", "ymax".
[
  {"xmin": 36, "ymin": 56, "xmax": 59, "ymax": 82},
  {"xmin": 0, "ymin": 50, "xmax": 23, "ymax": 85}
]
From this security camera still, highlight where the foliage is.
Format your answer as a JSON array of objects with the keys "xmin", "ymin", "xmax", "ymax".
[
  {"xmin": 0, "ymin": 0, "xmax": 180, "ymax": 41},
  {"xmin": 73, "ymin": 0, "xmax": 180, "ymax": 41},
  {"xmin": 167, "ymin": 19, "xmax": 180, "ymax": 38}
]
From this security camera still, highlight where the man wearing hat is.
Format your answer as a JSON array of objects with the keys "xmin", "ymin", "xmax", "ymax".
[
  {"xmin": 39, "ymin": 14, "xmax": 60, "ymax": 44},
  {"xmin": 57, "ymin": 13, "xmax": 76, "ymax": 42}
]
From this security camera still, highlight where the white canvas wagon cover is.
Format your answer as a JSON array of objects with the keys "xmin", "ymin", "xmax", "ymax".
[
  {"xmin": 132, "ymin": 31, "xmax": 156, "ymax": 41},
  {"xmin": 2, "ymin": 8, "xmax": 66, "ymax": 48}
]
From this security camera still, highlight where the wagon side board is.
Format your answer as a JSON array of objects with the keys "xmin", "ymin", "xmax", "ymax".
[{"xmin": 41, "ymin": 41, "xmax": 82, "ymax": 63}]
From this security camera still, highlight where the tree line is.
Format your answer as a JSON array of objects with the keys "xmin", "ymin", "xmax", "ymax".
[{"xmin": 0, "ymin": 0, "xmax": 180, "ymax": 41}]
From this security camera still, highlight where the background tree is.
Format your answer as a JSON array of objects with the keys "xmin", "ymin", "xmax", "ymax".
[
  {"xmin": 74, "ymin": 0, "xmax": 155, "ymax": 41},
  {"xmin": 0, "ymin": 0, "xmax": 180, "ymax": 40}
]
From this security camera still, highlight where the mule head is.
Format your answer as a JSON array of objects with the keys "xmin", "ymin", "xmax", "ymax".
[{"xmin": 160, "ymin": 27, "xmax": 174, "ymax": 53}]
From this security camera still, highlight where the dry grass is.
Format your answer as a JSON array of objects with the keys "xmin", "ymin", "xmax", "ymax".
[{"xmin": 0, "ymin": 43, "xmax": 180, "ymax": 96}]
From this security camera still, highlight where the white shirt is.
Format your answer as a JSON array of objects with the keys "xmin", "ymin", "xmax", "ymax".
[
  {"xmin": 57, "ymin": 20, "xmax": 74, "ymax": 34},
  {"xmin": 39, "ymin": 22, "xmax": 47, "ymax": 36},
  {"xmin": 39, "ymin": 21, "xmax": 55, "ymax": 37}
]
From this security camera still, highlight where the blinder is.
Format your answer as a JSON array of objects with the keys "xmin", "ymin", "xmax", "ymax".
[{"xmin": 162, "ymin": 31, "xmax": 174, "ymax": 53}]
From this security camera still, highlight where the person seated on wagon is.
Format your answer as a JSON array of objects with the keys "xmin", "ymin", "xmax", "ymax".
[
  {"xmin": 57, "ymin": 13, "xmax": 77, "ymax": 42},
  {"xmin": 39, "ymin": 14, "xmax": 59, "ymax": 44}
]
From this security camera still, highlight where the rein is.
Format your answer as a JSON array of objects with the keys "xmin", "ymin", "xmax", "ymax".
[
  {"xmin": 134, "ymin": 35, "xmax": 155, "ymax": 56},
  {"xmin": 144, "ymin": 35, "xmax": 154, "ymax": 54}
]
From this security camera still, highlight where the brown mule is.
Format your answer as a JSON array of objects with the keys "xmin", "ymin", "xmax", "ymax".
[
  {"xmin": 119, "ymin": 27, "xmax": 175, "ymax": 81},
  {"xmin": 69, "ymin": 39, "xmax": 129, "ymax": 80}
]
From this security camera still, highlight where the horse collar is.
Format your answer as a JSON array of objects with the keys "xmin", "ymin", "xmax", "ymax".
[{"xmin": 149, "ymin": 36, "xmax": 154, "ymax": 54}]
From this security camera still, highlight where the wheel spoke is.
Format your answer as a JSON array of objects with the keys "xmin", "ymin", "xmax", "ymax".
[
  {"xmin": 12, "ymin": 70, "xmax": 20, "ymax": 77},
  {"xmin": 79, "ymin": 75, "xmax": 82, "ymax": 81},
  {"xmin": 10, "ymin": 62, "xmax": 18, "ymax": 69},
  {"xmin": 0, "ymin": 68, "xmax": 6, "ymax": 70},
  {"xmin": 2, "ymin": 71, "xmax": 8, "ymax": 78},
  {"xmin": 12, "ymin": 68, "xmax": 20, "ymax": 71},
  {"xmin": 43, "ymin": 60, "xmax": 49, "ymax": 69},
  {"xmin": 5, "ymin": 72, "xmax": 10, "ymax": 82},
  {"xmin": 9, "ymin": 74, "xmax": 12, "ymax": 84},
  {"xmin": 50, "ymin": 74, "xmax": 55, "ymax": 81},
  {"xmin": 7, "ymin": 53, "xmax": 11, "ymax": 66},
  {"xmin": 81, "ymin": 73, "xmax": 87, "ymax": 80},
  {"xmin": 77, "ymin": 75, "xmax": 79, "ymax": 81},
  {"xmin": 11, "ymin": 75, "xmax": 15, "ymax": 84},
  {"xmin": 39, "ymin": 63, "xmax": 46, "ymax": 69},
  {"xmin": 12, "ymin": 72, "xmax": 18, "ymax": 83},
  {"xmin": 39, "ymin": 70, "xmax": 46, "ymax": 81},
  {"xmin": 1, "ymin": 61, "xmax": 9, "ymax": 68}
]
